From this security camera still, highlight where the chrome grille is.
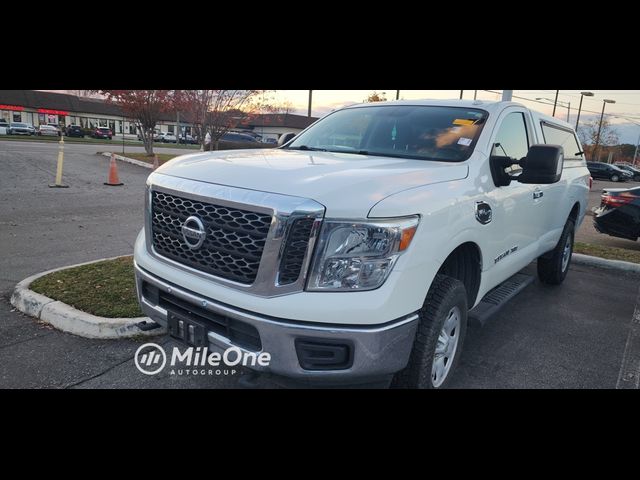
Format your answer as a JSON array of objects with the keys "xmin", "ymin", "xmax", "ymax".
[{"xmin": 151, "ymin": 191, "xmax": 272, "ymax": 284}]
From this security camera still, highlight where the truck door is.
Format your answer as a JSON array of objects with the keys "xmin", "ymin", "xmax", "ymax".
[{"xmin": 484, "ymin": 108, "xmax": 541, "ymax": 281}]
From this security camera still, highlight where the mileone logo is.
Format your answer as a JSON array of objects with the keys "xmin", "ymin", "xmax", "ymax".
[{"xmin": 134, "ymin": 343, "xmax": 271, "ymax": 376}]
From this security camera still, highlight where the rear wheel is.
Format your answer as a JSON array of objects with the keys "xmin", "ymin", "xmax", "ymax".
[
  {"xmin": 392, "ymin": 275, "xmax": 468, "ymax": 389},
  {"xmin": 611, "ymin": 174, "xmax": 620, "ymax": 182},
  {"xmin": 538, "ymin": 219, "xmax": 575, "ymax": 285}
]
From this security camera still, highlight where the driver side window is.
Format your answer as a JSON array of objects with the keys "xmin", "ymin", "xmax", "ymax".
[{"xmin": 492, "ymin": 112, "xmax": 530, "ymax": 174}]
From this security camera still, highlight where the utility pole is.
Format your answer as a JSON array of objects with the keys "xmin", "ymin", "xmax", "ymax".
[
  {"xmin": 307, "ymin": 90, "xmax": 313, "ymax": 118},
  {"xmin": 633, "ymin": 130, "xmax": 640, "ymax": 166},
  {"xmin": 396, "ymin": 90, "xmax": 400, "ymax": 100},
  {"xmin": 459, "ymin": 90, "xmax": 464, "ymax": 99},
  {"xmin": 552, "ymin": 90, "xmax": 559, "ymax": 117},
  {"xmin": 593, "ymin": 99, "xmax": 616, "ymax": 162}
]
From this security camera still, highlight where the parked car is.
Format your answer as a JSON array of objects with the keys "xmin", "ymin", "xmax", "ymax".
[
  {"xmin": 46, "ymin": 124, "xmax": 62, "ymax": 136},
  {"xmin": 615, "ymin": 164, "xmax": 640, "ymax": 181},
  {"xmin": 92, "ymin": 127, "xmax": 113, "ymax": 139},
  {"xmin": 65, "ymin": 125, "xmax": 84, "ymax": 138},
  {"xmin": 37, "ymin": 125, "xmax": 60, "ymax": 136},
  {"xmin": 263, "ymin": 138, "xmax": 278, "ymax": 145},
  {"xmin": 159, "ymin": 132, "xmax": 177, "ymax": 143},
  {"xmin": 178, "ymin": 134, "xmax": 197, "ymax": 145},
  {"xmin": 0, "ymin": 119, "xmax": 9, "ymax": 134},
  {"xmin": 134, "ymin": 100, "xmax": 590, "ymax": 389},
  {"xmin": 7, "ymin": 122, "xmax": 35, "ymax": 135},
  {"xmin": 593, "ymin": 186, "xmax": 640, "ymax": 241},
  {"xmin": 586, "ymin": 162, "xmax": 632, "ymax": 182}
]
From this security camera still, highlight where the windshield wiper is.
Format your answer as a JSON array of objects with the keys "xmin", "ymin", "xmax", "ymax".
[{"xmin": 287, "ymin": 145, "xmax": 327, "ymax": 151}]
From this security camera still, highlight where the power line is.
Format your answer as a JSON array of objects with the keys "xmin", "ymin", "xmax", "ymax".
[{"xmin": 483, "ymin": 90, "xmax": 640, "ymax": 125}]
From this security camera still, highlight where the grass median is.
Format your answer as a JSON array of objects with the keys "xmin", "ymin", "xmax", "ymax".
[
  {"xmin": 574, "ymin": 242, "xmax": 640, "ymax": 264},
  {"xmin": 30, "ymin": 256, "xmax": 143, "ymax": 318}
]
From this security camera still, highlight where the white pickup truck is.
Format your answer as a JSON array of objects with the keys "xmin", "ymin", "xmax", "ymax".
[{"xmin": 134, "ymin": 99, "xmax": 590, "ymax": 388}]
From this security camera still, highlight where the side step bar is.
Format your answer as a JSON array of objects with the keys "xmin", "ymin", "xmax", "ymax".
[{"xmin": 468, "ymin": 273, "xmax": 534, "ymax": 327}]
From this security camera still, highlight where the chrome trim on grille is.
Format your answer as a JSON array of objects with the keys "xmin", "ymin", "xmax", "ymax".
[{"xmin": 145, "ymin": 173, "xmax": 325, "ymax": 297}]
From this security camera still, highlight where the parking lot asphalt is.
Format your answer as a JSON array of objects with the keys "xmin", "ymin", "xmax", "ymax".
[
  {"xmin": 576, "ymin": 179, "xmax": 640, "ymax": 251},
  {"xmin": 1, "ymin": 140, "xmax": 638, "ymax": 389}
]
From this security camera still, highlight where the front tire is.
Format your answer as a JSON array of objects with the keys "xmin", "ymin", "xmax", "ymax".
[
  {"xmin": 392, "ymin": 274, "xmax": 468, "ymax": 389},
  {"xmin": 537, "ymin": 219, "xmax": 575, "ymax": 285},
  {"xmin": 611, "ymin": 174, "xmax": 620, "ymax": 182}
]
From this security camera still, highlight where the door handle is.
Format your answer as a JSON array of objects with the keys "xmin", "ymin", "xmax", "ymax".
[{"xmin": 533, "ymin": 190, "xmax": 544, "ymax": 200}]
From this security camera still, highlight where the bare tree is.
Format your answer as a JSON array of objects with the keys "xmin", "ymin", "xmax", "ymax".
[
  {"xmin": 364, "ymin": 91, "xmax": 387, "ymax": 103},
  {"xmin": 99, "ymin": 90, "xmax": 175, "ymax": 155},
  {"xmin": 205, "ymin": 90, "xmax": 265, "ymax": 151},
  {"xmin": 67, "ymin": 90, "xmax": 101, "ymax": 98},
  {"xmin": 174, "ymin": 90, "xmax": 216, "ymax": 151},
  {"xmin": 578, "ymin": 117, "xmax": 619, "ymax": 147}
]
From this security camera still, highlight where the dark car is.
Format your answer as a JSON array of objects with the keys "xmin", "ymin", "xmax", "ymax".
[
  {"xmin": 615, "ymin": 164, "xmax": 640, "ymax": 181},
  {"xmin": 593, "ymin": 186, "xmax": 640, "ymax": 241},
  {"xmin": 65, "ymin": 125, "xmax": 84, "ymax": 138},
  {"xmin": 92, "ymin": 127, "xmax": 112, "ymax": 140},
  {"xmin": 586, "ymin": 162, "xmax": 632, "ymax": 182},
  {"xmin": 7, "ymin": 122, "xmax": 35, "ymax": 135}
]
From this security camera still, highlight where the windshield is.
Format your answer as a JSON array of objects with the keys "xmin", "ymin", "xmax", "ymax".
[{"xmin": 286, "ymin": 105, "xmax": 488, "ymax": 162}]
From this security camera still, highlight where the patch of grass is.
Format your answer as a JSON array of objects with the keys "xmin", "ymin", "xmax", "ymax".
[
  {"xmin": 30, "ymin": 256, "xmax": 143, "ymax": 318},
  {"xmin": 574, "ymin": 242, "xmax": 640, "ymax": 264},
  {"xmin": 121, "ymin": 152, "xmax": 178, "ymax": 165}
]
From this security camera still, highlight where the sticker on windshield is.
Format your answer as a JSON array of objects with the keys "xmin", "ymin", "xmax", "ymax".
[
  {"xmin": 453, "ymin": 119, "xmax": 475, "ymax": 126},
  {"xmin": 457, "ymin": 137, "xmax": 473, "ymax": 146}
]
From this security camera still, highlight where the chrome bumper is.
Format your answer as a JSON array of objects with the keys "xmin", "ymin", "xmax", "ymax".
[{"xmin": 135, "ymin": 262, "xmax": 419, "ymax": 382}]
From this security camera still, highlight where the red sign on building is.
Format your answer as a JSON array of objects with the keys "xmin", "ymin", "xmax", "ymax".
[
  {"xmin": 0, "ymin": 104, "xmax": 24, "ymax": 111},
  {"xmin": 37, "ymin": 108, "xmax": 69, "ymax": 116}
]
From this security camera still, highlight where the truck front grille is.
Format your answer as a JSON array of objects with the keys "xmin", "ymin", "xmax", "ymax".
[
  {"xmin": 278, "ymin": 218, "xmax": 316, "ymax": 285},
  {"xmin": 151, "ymin": 191, "xmax": 272, "ymax": 284}
]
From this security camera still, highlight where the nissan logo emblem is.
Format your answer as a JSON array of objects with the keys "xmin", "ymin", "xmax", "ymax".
[{"xmin": 181, "ymin": 216, "xmax": 206, "ymax": 249}]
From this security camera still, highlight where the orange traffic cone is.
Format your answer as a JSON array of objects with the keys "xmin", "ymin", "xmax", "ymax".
[
  {"xmin": 104, "ymin": 153, "xmax": 124, "ymax": 186},
  {"xmin": 153, "ymin": 154, "xmax": 159, "ymax": 170}
]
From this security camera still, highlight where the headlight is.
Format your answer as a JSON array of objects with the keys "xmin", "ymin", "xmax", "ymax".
[{"xmin": 307, "ymin": 216, "xmax": 419, "ymax": 292}]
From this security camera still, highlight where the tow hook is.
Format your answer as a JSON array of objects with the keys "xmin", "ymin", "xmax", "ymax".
[{"xmin": 137, "ymin": 320, "xmax": 162, "ymax": 331}]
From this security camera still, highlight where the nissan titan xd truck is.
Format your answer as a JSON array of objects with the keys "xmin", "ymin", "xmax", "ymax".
[{"xmin": 134, "ymin": 99, "xmax": 590, "ymax": 388}]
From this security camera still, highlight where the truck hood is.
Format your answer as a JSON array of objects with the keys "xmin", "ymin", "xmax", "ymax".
[{"xmin": 156, "ymin": 149, "xmax": 469, "ymax": 217}]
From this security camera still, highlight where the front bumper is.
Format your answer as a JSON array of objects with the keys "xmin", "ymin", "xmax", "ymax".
[{"xmin": 135, "ymin": 262, "xmax": 419, "ymax": 382}]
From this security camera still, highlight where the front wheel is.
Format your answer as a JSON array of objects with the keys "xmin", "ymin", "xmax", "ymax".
[
  {"xmin": 538, "ymin": 219, "xmax": 575, "ymax": 285},
  {"xmin": 392, "ymin": 274, "xmax": 468, "ymax": 389},
  {"xmin": 611, "ymin": 174, "xmax": 620, "ymax": 182}
]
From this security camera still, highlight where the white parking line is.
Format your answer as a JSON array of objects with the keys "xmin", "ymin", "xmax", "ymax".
[{"xmin": 616, "ymin": 285, "xmax": 640, "ymax": 389}]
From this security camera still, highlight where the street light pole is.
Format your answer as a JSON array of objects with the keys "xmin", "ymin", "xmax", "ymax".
[
  {"xmin": 396, "ymin": 90, "xmax": 400, "ymax": 100},
  {"xmin": 459, "ymin": 90, "xmax": 464, "ymax": 99},
  {"xmin": 593, "ymin": 99, "xmax": 616, "ymax": 162},
  {"xmin": 552, "ymin": 90, "xmax": 559, "ymax": 117},
  {"xmin": 575, "ymin": 91, "xmax": 594, "ymax": 131},
  {"xmin": 633, "ymin": 130, "xmax": 640, "ymax": 166}
]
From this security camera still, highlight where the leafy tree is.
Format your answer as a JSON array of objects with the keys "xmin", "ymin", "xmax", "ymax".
[{"xmin": 98, "ymin": 90, "xmax": 175, "ymax": 155}]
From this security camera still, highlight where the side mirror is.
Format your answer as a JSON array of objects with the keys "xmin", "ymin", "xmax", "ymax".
[
  {"xmin": 278, "ymin": 132, "xmax": 297, "ymax": 147},
  {"xmin": 518, "ymin": 144, "xmax": 564, "ymax": 184}
]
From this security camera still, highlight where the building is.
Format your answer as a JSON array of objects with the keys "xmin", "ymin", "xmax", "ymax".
[{"xmin": 0, "ymin": 90, "xmax": 318, "ymax": 141}]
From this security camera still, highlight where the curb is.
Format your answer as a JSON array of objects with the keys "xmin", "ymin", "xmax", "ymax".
[
  {"xmin": 10, "ymin": 256, "xmax": 166, "ymax": 339},
  {"xmin": 572, "ymin": 253, "xmax": 640, "ymax": 274},
  {"xmin": 97, "ymin": 151, "xmax": 153, "ymax": 170}
]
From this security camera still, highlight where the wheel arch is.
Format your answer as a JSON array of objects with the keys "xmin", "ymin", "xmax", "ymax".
[{"xmin": 436, "ymin": 242, "xmax": 483, "ymax": 307}]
